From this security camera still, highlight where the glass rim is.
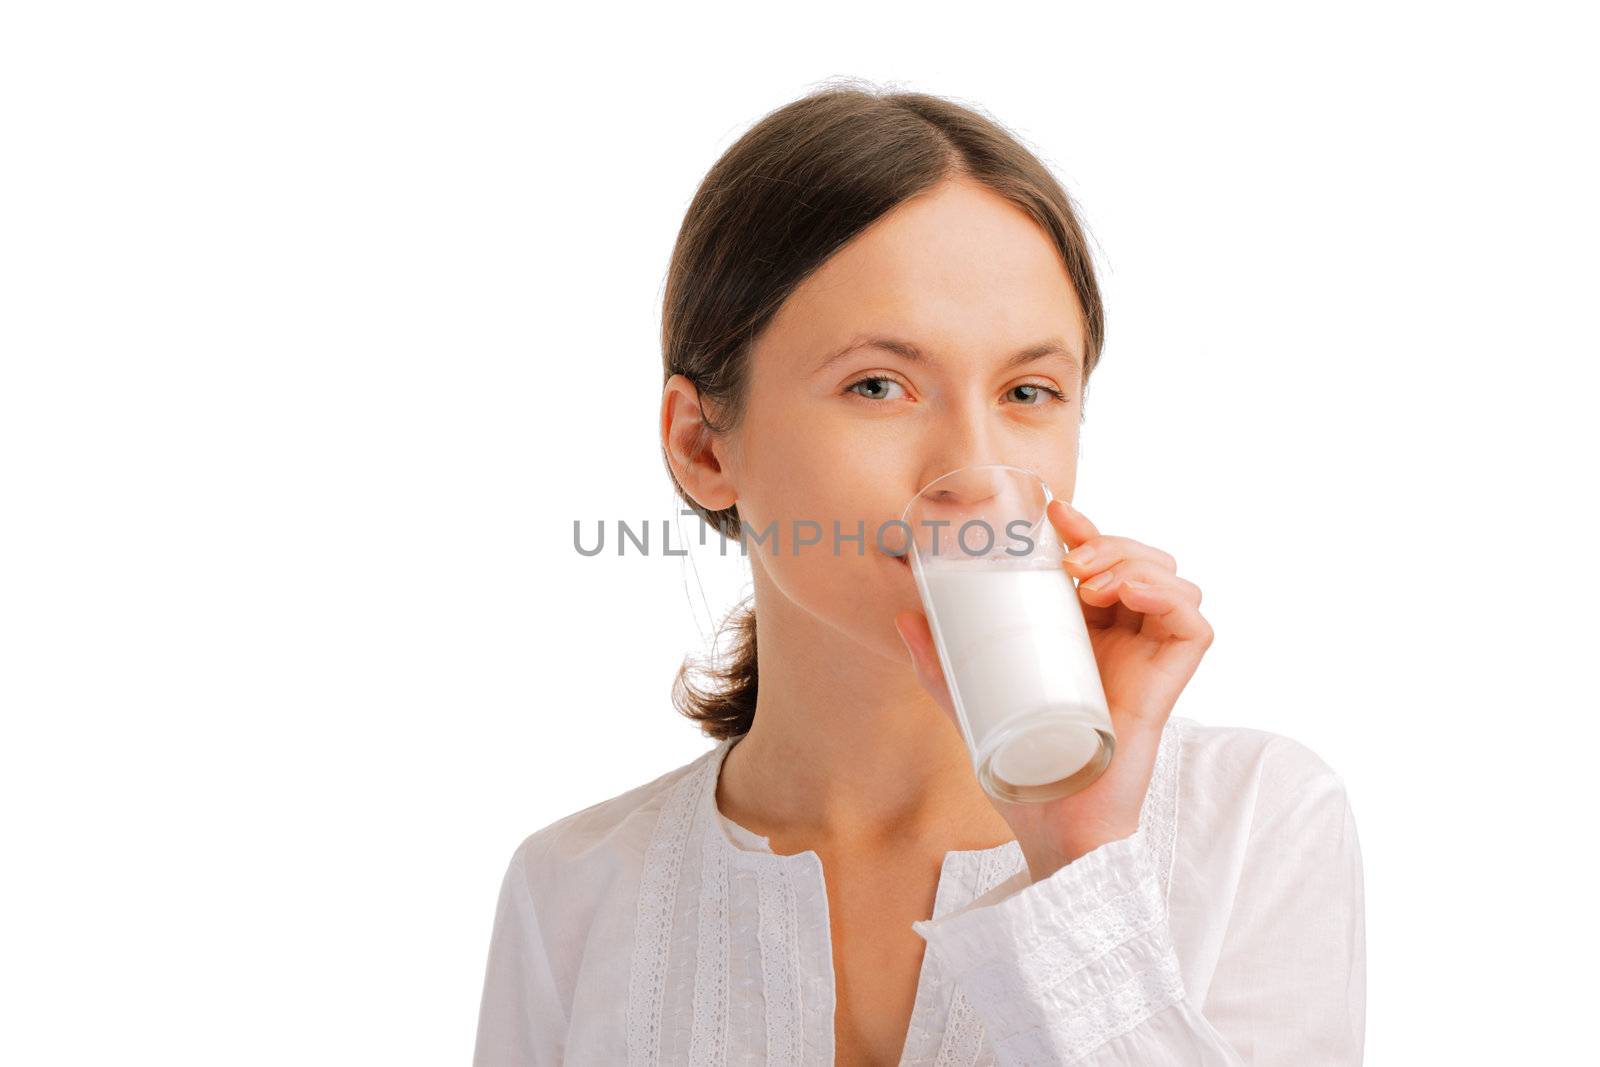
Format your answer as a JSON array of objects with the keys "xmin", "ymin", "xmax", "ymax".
[
  {"xmin": 896, "ymin": 462, "xmax": 1059, "ymax": 560},
  {"xmin": 899, "ymin": 462, "xmax": 1053, "ymax": 526}
]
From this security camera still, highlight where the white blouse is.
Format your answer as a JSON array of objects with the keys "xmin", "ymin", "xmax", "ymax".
[{"xmin": 472, "ymin": 714, "xmax": 1365, "ymax": 1065}]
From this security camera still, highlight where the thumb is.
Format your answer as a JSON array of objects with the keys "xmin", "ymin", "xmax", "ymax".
[{"xmin": 894, "ymin": 610, "xmax": 959, "ymax": 729}]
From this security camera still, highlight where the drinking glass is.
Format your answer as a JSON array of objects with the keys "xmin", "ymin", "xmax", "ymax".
[{"xmin": 899, "ymin": 463, "xmax": 1114, "ymax": 803}]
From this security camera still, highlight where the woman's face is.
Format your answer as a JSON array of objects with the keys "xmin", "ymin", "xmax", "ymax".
[{"xmin": 720, "ymin": 176, "xmax": 1088, "ymax": 661}]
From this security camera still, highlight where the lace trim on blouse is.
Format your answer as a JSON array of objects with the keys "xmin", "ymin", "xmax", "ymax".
[{"xmin": 625, "ymin": 717, "xmax": 1187, "ymax": 1064}]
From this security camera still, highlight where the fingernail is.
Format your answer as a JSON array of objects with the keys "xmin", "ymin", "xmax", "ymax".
[
  {"xmin": 1083, "ymin": 570, "xmax": 1114, "ymax": 590},
  {"xmin": 1064, "ymin": 544, "xmax": 1095, "ymax": 566}
]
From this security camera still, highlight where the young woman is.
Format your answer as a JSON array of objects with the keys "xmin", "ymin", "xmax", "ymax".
[{"xmin": 474, "ymin": 85, "xmax": 1365, "ymax": 1066}]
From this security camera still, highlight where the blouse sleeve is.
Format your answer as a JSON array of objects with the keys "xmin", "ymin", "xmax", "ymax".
[
  {"xmin": 911, "ymin": 767, "xmax": 1365, "ymax": 1065},
  {"xmin": 472, "ymin": 849, "xmax": 567, "ymax": 1067}
]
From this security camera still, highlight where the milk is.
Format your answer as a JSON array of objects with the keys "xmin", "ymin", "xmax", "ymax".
[{"xmin": 913, "ymin": 553, "xmax": 1110, "ymax": 793}]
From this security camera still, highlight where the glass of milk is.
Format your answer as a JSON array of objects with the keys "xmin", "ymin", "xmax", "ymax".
[{"xmin": 900, "ymin": 463, "xmax": 1114, "ymax": 803}]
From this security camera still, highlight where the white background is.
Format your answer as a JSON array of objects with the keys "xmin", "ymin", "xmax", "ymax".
[{"xmin": 2, "ymin": 2, "xmax": 1595, "ymax": 1063}]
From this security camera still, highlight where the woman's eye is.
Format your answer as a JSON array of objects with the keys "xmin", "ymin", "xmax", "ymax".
[
  {"xmin": 846, "ymin": 376, "xmax": 907, "ymax": 401},
  {"xmin": 845, "ymin": 377, "xmax": 1069, "ymax": 405},
  {"xmin": 1009, "ymin": 382, "xmax": 1070, "ymax": 405}
]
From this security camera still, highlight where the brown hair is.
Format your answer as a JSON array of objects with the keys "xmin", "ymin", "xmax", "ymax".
[{"xmin": 662, "ymin": 79, "xmax": 1105, "ymax": 742}]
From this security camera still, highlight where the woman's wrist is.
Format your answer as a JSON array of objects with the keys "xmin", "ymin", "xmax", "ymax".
[{"xmin": 1021, "ymin": 820, "xmax": 1140, "ymax": 881}]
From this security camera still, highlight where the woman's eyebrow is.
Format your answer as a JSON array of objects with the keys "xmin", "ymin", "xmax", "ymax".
[{"xmin": 813, "ymin": 335, "xmax": 1080, "ymax": 377}]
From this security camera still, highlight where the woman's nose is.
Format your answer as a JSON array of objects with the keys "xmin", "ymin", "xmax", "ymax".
[{"xmin": 914, "ymin": 398, "xmax": 1003, "ymax": 493}]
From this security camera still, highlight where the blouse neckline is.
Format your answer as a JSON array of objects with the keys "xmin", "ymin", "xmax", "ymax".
[
  {"xmin": 698, "ymin": 731, "xmax": 1030, "ymax": 878},
  {"xmin": 694, "ymin": 717, "xmax": 1187, "ymax": 914},
  {"xmin": 620, "ymin": 718, "xmax": 1190, "ymax": 1063}
]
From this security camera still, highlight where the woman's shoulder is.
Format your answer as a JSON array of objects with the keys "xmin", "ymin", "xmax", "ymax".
[
  {"xmin": 501, "ymin": 743, "xmax": 720, "ymax": 900},
  {"xmin": 1171, "ymin": 713, "xmax": 1352, "ymax": 817}
]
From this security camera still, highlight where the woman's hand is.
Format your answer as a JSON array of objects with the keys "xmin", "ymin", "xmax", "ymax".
[{"xmin": 894, "ymin": 499, "xmax": 1213, "ymax": 882}]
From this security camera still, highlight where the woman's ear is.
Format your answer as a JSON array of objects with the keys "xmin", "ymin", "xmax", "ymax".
[{"xmin": 661, "ymin": 374, "xmax": 737, "ymax": 512}]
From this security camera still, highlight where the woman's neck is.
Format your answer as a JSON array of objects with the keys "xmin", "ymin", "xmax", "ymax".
[{"xmin": 714, "ymin": 575, "xmax": 1013, "ymax": 856}]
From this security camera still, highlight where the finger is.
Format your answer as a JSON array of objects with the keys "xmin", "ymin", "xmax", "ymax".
[
  {"xmin": 1111, "ymin": 577, "xmax": 1216, "ymax": 648},
  {"xmin": 1074, "ymin": 559, "xmax": 1201, "ymax": 607},
  {"xmin": 1045, "ymin": 502, "xmax": 1113, "ymax": 629},
  {"xmin": 1046, "ymin": 501, "xmax": 1178, "ymax": 576},
  {"xmin": 894, "ymin": 611, "xmax": 958, "ymax": 725},
  {"xmin": 1046, "ymin": 498, "xmax": 1099, "ymax": 548},
  {"xmin": 1062, "ymin": 534, "xmax": 1177, "ymax": 577},
  {"xmin": 894, "ymin": 609, "xmax": 927, "ymax": 668}
]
